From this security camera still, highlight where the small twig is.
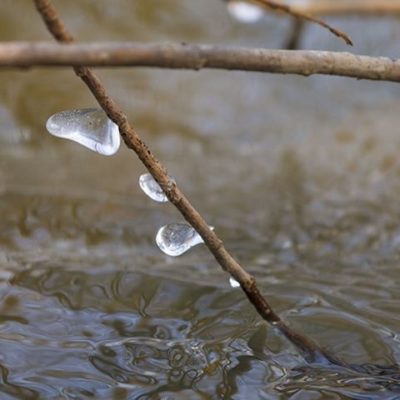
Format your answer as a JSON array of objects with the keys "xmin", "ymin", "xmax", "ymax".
[
  {"xmin": 250, "ymin": 0, "xmax": 353, "ymax": 45},
  {"xmin": 33, "ymin": 0, "xmax": 347, "ymax": 366},
  {"xmin": 1, "ymin": 42, "xmax": 400, "ymax": 83},
  {"xmin": 284, "ymin": 18, "xmax": 305, "ymax": 50}
]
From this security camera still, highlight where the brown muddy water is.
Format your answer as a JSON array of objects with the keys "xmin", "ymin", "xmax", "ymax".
[{"xmin": 1, "ymin": 1, "xmax": 400, "ymax": 399}]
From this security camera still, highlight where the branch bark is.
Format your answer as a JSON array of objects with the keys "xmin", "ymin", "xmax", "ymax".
[
  {"xmin": 1, "ymin": 42, "xmax": 399, "ymax": 83},
  {"xmin": 32, "ymin": 0, "xmax": 348, "ymax": 366},
  {"xmin": 288, "ymin": 0, "xmax": 400, "ymax": 16}
]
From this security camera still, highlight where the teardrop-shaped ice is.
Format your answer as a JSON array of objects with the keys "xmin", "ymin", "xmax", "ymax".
[
  {"xmin": 156, "ymin": 223, "xmax": 205, "ymax": 257},
  {"xmin": 46, "ymin": 108, "xmax": 120, "ymax": 156},
  {"xmin": 139, "ymin": 173, "xmax": 171, "ymax": 203},
  {"xmin": 229, "ymin": 277, "xmax": 240, "ymax": 288},
  {"xmin": 227, "ymin": 1, "xmax": 264, "ymax": 23}
]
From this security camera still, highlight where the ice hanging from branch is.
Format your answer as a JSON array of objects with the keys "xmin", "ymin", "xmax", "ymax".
[
  {"xmin": 229, "ymin": 277, "xmax": 240, "ymax": 288},
  {"xmin": 46, "ymin": 108, "xmax": 120, "ymax": 156},
  {"xmin": 138, "ymin": 173, "xmax": 213, "ymax": 256},
  {"xmin": 156, "ymin": 223, "xmax": 214, "ymax": 257},
  {"xmin": 226, "ymin": 0, "xmax": 264, "ymax": 23},
  {"xmin": 139, "ymin": 173, "xmax": 173, "ymax": 203}
]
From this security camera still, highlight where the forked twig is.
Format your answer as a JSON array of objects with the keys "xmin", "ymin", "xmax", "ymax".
[
  {"xmin": 33, "ymin": 0, "xmax": 347, "ymax": 366},
  {"xmin": 250, "ymin": 0, "xmax": 353, "ymax": 45}
]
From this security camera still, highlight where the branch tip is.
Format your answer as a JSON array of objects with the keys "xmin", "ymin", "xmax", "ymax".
[{"xmin": 252, "ymin": 0, "xmax": 353, "ymax": 46}]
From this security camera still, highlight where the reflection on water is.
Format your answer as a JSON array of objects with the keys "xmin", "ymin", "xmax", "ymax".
[{"xmin": 1, "ymin": 0, "xmax": 400, "ymax": 398}]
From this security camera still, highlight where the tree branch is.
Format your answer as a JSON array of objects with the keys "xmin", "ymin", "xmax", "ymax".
[
  {"xmin": 32, "ymin": 0, "xmax": 348, "ymax": 366},
  {"xmin": 1, "ymin": 42, "xmax": 399, "ymax": 83},
  {"xmin": 251, "ymin": 0, "xmax": 352, "ymax": 45},
  {"xmin": 288, "ymin": 0, "xmax": 400, "ymax": 16}
]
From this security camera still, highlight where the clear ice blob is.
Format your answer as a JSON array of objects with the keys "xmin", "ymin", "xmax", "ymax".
[
  {"xmin": 46, "ymin": 108, "xmax": 120, "ymax": 156},
  {"xmin": 156, "ymin": 223, "xmax": 213, "ymax": 257},
  {"xmin": 139, "ymin": 173, "xmax": 170, "ymax": 203},
  {"xmin": 229, "ymin": 277, "xmax": 240, "ymax": 288},
  {"xmin": 227, "ymin": 1, "xmax": 264, "ymax": 23}
]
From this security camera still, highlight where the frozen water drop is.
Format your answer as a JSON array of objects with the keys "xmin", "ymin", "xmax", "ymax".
[
  {"xmin": 156, "ymin": 223, "xmax": 209, "ymax": 257},
  {"xmin": 227, "ymin": 1, "xmax": 264, "ymax": 23},
  {"xmin": 139, "ymin": 173, "xmax": 171, "ymax": 203},
  {"xmin": 46, "ymin": 108, "xmax": 120, "ymax": 156},
  {"xmin": 229, "ymin": 277, "xmax": 240, "ymax": 288}
]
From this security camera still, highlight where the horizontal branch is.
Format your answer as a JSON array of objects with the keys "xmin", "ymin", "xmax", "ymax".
[
  {"xmin": 289, "ymin": 0, "xmax": 400, "ymax": 16},
  {"xmin": 1, "ymin": 42, "xmax": 399, "ymax": 82}
]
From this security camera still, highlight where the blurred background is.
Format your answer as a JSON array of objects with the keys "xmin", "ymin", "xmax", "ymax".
[{"xmin": 0, "ymin": 1, "xmax": 400, "ymax": 398}]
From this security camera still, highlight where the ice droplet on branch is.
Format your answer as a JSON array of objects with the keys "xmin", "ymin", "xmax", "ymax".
[
  {"xmin": 227, "ymin": 1, "xmax": 264, "ymax": 23},
  {"xmin": 139, "ymin": 173, "xmax": 172, "ymax": 203},
  {"xmin": 46, "ymin": 108, "xmax": 120, "ymax": 156},
  {"xmin": 229, "ymin": 277, "xmax": 240, "ymax": 288},
  {"xmin": 156, "ymin": 223, "xmax": 213, "ymax": 257}
]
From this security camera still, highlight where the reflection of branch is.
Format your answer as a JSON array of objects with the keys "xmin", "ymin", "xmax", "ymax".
[
  {"xmin": 251, "ymin": 0, "xmax": 352, "ymax": 45},
  {"xmin": 2, "ymin": 42, "xmax": 400, "ymax": 83},
  {"xmin": 287, "ymin": 0, "xmax": 400, "ymax": 16},
  {"xmin": 33, "ymin": 0, "xmax": 346, "ymax": 366}
]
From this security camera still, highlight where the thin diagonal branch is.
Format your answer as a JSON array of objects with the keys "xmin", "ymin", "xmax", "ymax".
[
  {"xmin": 251, "ymin": 0, "xmax": 353, "ymax": 45},
  {"xmin": 1, "ymin": 42, "xmax": 399, "ymax": 83},
  {"xmin": 33, "ymin": 0, "xmax": 347, "ymax": 366}
]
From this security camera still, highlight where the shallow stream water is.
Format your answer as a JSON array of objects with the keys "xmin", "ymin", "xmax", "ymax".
[{"xmin": 1, "ymin": 1, "xmax": 400, "ymax": 398}]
